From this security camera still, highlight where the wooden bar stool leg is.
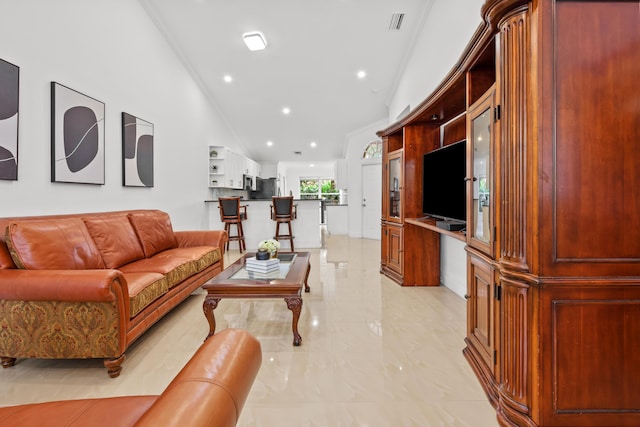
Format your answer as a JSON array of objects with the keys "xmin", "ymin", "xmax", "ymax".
[
  {"xmin": 288, "ymin": 221, "xmax": 294, "ymax": 251},
  {"xmin": 238, "ymin": 221, "xmax": 245, "ymax": 253},
  {"xmin": 274, "ymin": 222, "xmax": 281, "ymax": 242},
  {"xmin": 224, "ymin": 223, "xmax": 231, "ymax": 251}
]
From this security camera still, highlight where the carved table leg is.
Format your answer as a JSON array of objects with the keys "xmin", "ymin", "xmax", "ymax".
[
  {"xmin": 104, "ymin": 354, "xmax": 126, "ymax": 378},
  {"xmin": 203, "ymin": 296, "xmax": 221, "ymax": 341},
  {"xmin": 304, "ymin": 264, "xmax": 311, "ymax": 293},
  {"xmin": 285, "ymin": 296, "xmax": 303, "ymax": 346}
]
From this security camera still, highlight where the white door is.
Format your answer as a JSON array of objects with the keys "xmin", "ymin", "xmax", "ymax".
[{"xmin": 362, "ymin": 162, "xmax": 382, "ymax": 239}]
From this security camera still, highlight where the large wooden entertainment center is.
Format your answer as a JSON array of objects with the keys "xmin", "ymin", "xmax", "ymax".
[{"xmin": 379, "ymin": 0, "xmax": 639, "ymax": 425}]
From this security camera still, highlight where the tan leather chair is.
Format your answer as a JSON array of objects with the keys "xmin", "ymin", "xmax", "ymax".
[
  {"xmin": 218, "ymin": 197, "xmax": 247, "ymax": 253},
  {"xmin": 270, "ymin": 196, "xmax": 297, "ymax": 251}
]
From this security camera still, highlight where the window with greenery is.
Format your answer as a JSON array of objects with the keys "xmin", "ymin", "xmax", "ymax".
[
  {"xmin": 300, "ymin": 178, "xmax": 338, "ymax": 201},
  {"xmin": 300, "ymin": 179, "xmax": 319, "ymax": 199}
]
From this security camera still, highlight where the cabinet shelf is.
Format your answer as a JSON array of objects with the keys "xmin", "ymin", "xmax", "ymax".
[{"xmin": 404, "ymin": 217, "xmax": 466, "ymax": 242}]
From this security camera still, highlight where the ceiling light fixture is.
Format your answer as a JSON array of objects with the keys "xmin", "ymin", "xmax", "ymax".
[
  {"xmin": 223, "ymin": 75, "xmax": 233, "ymax": 83},
  {"xmin": 282, "ymin": 107, "xmax": 291, "ymax": 115},
  {"xmin": 310, "ymin": 141, "xmax": 317, "ymax": 148},
  {"xmin": 266, "ymin": 140, "xmax": 273, "ymax": 146},
  {"xmin": 357, "ymin": 70, "xmax": 367, "ymax": 79},
  {"xmin": 242, "ymin": 31, "xmax": 267, "ymax": 51}
]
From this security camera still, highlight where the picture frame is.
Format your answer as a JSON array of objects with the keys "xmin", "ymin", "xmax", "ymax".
[
  {"xmin": 0, "ymin": 58, "xmax": 19, "ymax": 181},
  {"xmin": 51, "ymin": 82, "xmax": 105, "ymax": 184},
  {"xmin": 122, "ymin": 112, "xmax": 154, "ymax": 187}
]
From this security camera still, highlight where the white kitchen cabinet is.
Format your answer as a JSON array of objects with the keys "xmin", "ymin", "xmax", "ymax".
[{"xmin": 208, "ymin": 146, "xmax": 262, "ymax": 189}]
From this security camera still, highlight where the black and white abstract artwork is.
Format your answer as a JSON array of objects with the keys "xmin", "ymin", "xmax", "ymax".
[
  {"xmin": 51, "ymin": 82, "xmax": 105, "ymax": 184},
  {"xmin": 122, "ymin": 112, "xmax": 154, "ymax": 187},
  {"xmin": 0, "ymin": 58, "xmax": 19, "ymax": 181}
]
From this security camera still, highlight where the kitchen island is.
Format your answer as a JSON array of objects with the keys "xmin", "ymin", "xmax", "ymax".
[
  {"xmin": 205, "ymin": 199, "xmax": 322, "ymax": 250},
  {"xmin": 325, "ymin": 203, "xmax": 348, "ymax": 235}
]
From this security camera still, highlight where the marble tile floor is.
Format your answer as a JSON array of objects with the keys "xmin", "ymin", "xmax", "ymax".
[{"xmin": 0, "ymin": 234, "xmax": 498, "ymax": 426}]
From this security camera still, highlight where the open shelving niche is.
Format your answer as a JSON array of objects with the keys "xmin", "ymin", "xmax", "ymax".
[
  {"xmin": 379, "ymin": 33, "xmax": 495, "ymax": 288},
  {"xmin": 208, "ymin": 145, "xmax": 225, "ymax": 188}
]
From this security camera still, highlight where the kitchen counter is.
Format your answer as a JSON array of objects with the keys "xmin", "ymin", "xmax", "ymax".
[
  {"xmin": 325, "ymin": 204, "xmax": 349, "ymax": 235},
  {"xmin": 205, "ymin": 198, "xmax": 308, "ymax": 202},
  {"xmin": 205, "ymin": 199, "xmax": 322, "ymax": 250}
]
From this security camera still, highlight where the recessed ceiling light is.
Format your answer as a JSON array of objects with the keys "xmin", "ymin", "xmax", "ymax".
[
  {"xmin": 266, "ymin": 140, "xmax": 273, "ymax": 146},
  {"xmin": 309, "ymin": 164, "xmax": 315, "ymax": 168},
  {"xmin": 310, "ymin": 141, "xmax": 317, "ymax": 148},
  {"xmin": 282, "ymin": 107, "xmax": 291, "ymax": 115},
  {"xmin": 357, "ymin": 70, "xmax": 367, "ymax": 79},
  {"xmin": 242, "ymin": 31, "xmax": 267, "ymax": 51},
  {"xmin": 223, "ymin": 75, "xmax": 233, "ymax": 83}
]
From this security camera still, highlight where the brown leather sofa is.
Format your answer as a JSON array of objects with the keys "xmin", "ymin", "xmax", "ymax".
[
  {"xmin": 0, "ymin": 209, "xmax": 227, "ymax": 377},
  {"xmin": 0, "ymin": 328, "xmax": 261, "ymax": 427}
]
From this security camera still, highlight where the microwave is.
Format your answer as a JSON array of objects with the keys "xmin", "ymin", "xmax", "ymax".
[{"xmin": 243, "ymin": 174, "xmax": 254, "ymax": 191}]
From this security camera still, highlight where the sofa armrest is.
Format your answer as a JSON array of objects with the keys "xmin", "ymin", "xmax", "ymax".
[
  {"xmin": 0, "ymin": 269, "xmax": 130, "ymax": 359},
  {"xmin": 174, "ymin": 230, "xmax": 228, "ymax": 254},
  {"xmin": 134, "ymin": 329, "xmax": 262, "ymax": 427},
  {"xmin": 0, "ymin": 269, "xmax": 128, "ymax": 303}
]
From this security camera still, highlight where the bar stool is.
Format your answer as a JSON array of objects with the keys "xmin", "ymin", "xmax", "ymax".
[
  {"xmin": 270, "ymin": 196, "xmax": 297, "ymax": 251},
  {"xmin": 218, "ymin": 197, "xmax": 247, "ymax": 253}
]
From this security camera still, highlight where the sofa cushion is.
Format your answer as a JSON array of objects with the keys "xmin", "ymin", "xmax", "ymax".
[
  {"xmin": 5, "ymin": 218, "xmax": 105, "ymax": 270},
  {"xmin": 83, "ymin": 216, "xmax": 145, "ymax": 269},
  {"xmin": 122, "ymin": 272, "xmax": 168, "ymax": 318},
  {"xmin": 0, "ymin": 242, "xmax": 16, "ymax": 269},
  {"xmin": 128, "ymin": 211, "xmax": 177, "ymax": 258},
  {"xmin": 119, "ymin": 247, "xmax": 220, "ymax": 288}
]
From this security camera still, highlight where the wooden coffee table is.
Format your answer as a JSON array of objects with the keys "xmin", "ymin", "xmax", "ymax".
[{"xmin": 202, "ymin": 252, "xmax": 311, "ymax": 346}]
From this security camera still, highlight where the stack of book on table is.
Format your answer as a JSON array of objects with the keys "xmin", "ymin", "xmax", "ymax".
[{"xmin": 245, "ymin": 257, "xmax": 281, "ymax": 279}]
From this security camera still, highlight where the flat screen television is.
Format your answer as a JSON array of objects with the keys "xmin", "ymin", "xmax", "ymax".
[{"xmin": 422, "ymin": 140, "xmax": 467, "ymax": 223}]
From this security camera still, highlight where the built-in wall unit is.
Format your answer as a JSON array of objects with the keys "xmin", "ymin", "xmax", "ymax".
[{"xmin": 379, "ymin": 0, "xmax": 639, "ymax": 425}]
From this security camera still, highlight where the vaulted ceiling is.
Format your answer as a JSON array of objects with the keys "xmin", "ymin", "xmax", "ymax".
[{"xmin": 139, "ymin": 0, "xmax": 432, "ymax": 163}]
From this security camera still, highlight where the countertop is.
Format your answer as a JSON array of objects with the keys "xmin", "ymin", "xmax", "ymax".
[
  {"xmin": 206, "ymin": 198, "xmax": 322, "ymax": 249},
  {"xmin": 204, "ymin": 198, "xmax": 320, "ymax": 202}
]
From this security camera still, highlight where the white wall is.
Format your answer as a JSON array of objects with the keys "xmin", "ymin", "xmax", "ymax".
[
  {"xmin": 0, "ymin": 0, "xmax": 238, "ymax": 230},
  {"xmin": 440, "ymin": 236, "xmax": 467, "ymax": 298},
  {"xmin": 388, "ymin": 0, "xmax": 484, "ymax": 120}
]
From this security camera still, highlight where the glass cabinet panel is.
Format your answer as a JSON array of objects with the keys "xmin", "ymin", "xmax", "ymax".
[
  {"xmin": 468, "ymin": 91, "xmax": 494, "ymax": 250},
  {"xmin": 388, "ymin": 152, "xmax": 402, "ymax": 220}
]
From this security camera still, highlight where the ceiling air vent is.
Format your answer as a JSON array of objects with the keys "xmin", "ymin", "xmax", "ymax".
[
  {"xmin": 389, "ymin": 13, "xmax": 404, "ymax": 31},
  {"xmin": 294, "ymin": 151, "xmax": 302, "ymax": 155}
]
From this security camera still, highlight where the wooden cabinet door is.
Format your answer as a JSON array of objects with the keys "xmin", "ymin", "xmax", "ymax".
[
  {"xmin": 385, "ymin": 151, "xmax": 403, "ymax": 224},
  {"xmin": 466, "ymin": 254, "xmax": 497, "ymax": 375},
  {"xmin": 467, "ymin": 89, "xmax": 496, "ymax": 257},
  {"xmin": 385, "ymin": 224, "xmax": 403, "ymax": 275},
  {"xmin": 380, "ymin": 224, "xmax": 388, "ymax": 268}
]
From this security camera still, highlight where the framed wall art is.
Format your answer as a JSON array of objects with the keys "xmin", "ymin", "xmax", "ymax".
[
  {"xmin": 122, "ymin": 112, "xmax": 154, "ymax": 187},
  {"xmin": 0, "ymin": 58, "xmax": 19, "ymax": 181},
  {"xmin": 51, "ymin": 82, "xmax": 105, "ymax": 184}
]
